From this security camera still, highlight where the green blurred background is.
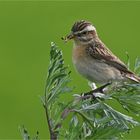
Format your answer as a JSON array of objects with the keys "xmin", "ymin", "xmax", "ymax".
[{"xmin": 0, "ymin": 1, "xmax": 140, "ymax": 139}]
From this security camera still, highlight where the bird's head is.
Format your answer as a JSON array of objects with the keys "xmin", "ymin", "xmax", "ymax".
[{"xmin": 62, "ymin": 20, "xmax": 97, "ymax": 44}]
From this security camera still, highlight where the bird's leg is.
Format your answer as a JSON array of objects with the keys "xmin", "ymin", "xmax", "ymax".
[{"xmin": 88, "ymin": 82, "xmax": 97, "ymax": 90}]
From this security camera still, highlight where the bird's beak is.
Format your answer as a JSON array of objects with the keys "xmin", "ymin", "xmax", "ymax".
[{"xmin": 61, "ymin": 33, "xmax": 74, "ymax": 43}]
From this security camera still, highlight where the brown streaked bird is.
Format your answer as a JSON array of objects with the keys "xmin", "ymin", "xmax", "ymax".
[{"xmin": 62, "ymin": 20, "xmax": 140, "ymax": 84}]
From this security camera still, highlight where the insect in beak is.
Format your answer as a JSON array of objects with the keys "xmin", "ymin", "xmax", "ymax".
[{"xmin": 61, "ymin": 33, "xmax": 74, "ymax": 43}]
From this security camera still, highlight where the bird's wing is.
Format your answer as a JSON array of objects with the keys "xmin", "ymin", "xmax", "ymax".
[{"xmin": 86, "ymin": 41, "xmax": 133, "ymax": 74}]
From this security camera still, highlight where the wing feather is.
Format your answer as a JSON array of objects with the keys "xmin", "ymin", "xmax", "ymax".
[{"xmin": 86, "ymin": 40, "xmax": 133, "ymax": 74}]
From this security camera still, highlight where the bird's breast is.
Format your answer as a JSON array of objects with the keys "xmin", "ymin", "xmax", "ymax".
[
  {"xmin": 72, "ymin": 45, "xmax": 123, "ymax": 84},
  {"xmin": 72, "ymin": 45, "xmax": 87, "ymax": 62}
]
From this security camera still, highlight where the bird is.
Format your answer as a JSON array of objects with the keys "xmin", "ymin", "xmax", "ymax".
[{"xmin": 62, "ymin": 20, "xmax": 140, "ymax": 85}]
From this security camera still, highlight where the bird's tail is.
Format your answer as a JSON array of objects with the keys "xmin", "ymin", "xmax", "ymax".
[{"xmin": 126, "ymin": 74, "xmax": 140, "ymax": 83}]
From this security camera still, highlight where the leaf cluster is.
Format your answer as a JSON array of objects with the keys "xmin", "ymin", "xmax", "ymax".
[{"xmin": 21, "ymin": 42, "xmax": 140, "ymax": 140}]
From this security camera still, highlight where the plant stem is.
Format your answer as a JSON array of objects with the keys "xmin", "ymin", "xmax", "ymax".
[
  {"xmin": 77, "ymin": 82, "xmax": 112, "ymax": 100},
  {"xmin": 44, "ymin": 104, "xmax": 57, "ymax": 140},
  {"xmin": 84, "ymin": 82, "xmax": 111, "ymax": 95},
  {"xmin": 44, "ymin": 80, "xmax": 58, "ymax": 140}
]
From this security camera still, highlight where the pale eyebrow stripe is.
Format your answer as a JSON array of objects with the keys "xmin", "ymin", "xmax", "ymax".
[
  {"xmin": 73, "ymin": 25, "xmax": 96, "ymax": 35},
  {"xmin": 85, "ymin": 25, "xmax": 96, "ymax": 31}
]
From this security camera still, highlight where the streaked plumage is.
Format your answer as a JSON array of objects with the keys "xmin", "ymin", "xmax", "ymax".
[{"xmin": 64, "ymin": 20, "xmax": 140, "ymax": 84}]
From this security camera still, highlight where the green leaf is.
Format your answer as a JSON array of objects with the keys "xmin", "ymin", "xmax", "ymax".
[{"xmin": 112, "ymin": 84, "xmax": 140, "ymax": 115}]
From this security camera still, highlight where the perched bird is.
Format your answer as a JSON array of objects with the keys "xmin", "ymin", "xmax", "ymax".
[{"xmin": 62, "ymin": 20, "xmax": 140, "ymax": 84}]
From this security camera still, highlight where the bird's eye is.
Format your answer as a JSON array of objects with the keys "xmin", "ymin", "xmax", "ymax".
[{"xmin": 82, "ymin": 31, "xmax": 87, "ymax": 35}]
